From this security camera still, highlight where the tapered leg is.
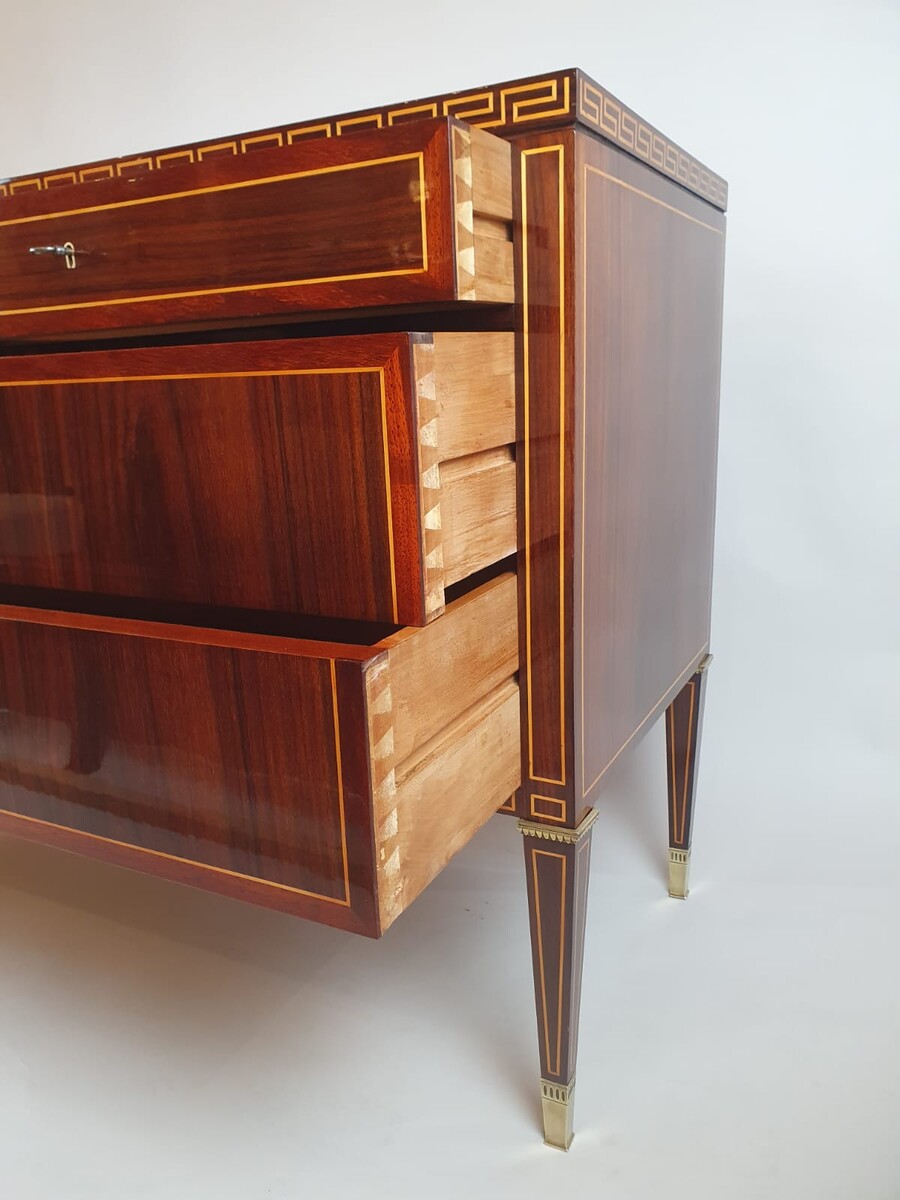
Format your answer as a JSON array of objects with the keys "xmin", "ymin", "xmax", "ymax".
[
  {"xmin": 519, "ymin": 808, "xmax": 597, "ymax": 1150},
  {"xmin": 665, "ymin": 655, "xmax": 712, "ymax": 898}
]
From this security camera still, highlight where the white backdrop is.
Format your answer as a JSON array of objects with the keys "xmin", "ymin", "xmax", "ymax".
[{"xmin": 1, "ymin": 3, "xmax": 898, "ymax": 1197}]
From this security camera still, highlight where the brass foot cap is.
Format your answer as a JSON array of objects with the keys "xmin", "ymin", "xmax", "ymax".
[
  {"xmin": 668, "ymin": 847, "xmax": 691, "ymax": 899},
  {"xmin": 541, "ymin": 1078, "xmax": 575, "ymax": 1151}
]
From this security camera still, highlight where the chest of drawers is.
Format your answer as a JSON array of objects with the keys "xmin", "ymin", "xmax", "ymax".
[{"xmin": 0, "ymin": 67, "xmax": 727, "ymax": 1150}]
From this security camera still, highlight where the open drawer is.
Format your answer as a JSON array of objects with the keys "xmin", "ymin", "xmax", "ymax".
[
  {"xmin": 0, "ymin": 573, "xmax": 519, "ymax": 937},
  {"xmin": 0, "ymin": 331, "xmax": 516, "ymax": 625},
  {"xmin": 0, "ymin": 118, "xmax": 514, "ymax": 341}
]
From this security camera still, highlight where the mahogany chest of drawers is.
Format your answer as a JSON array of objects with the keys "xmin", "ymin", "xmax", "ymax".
[{"xmin": 0, "ymin": 67, "xmax": 727, "ymax": 1149}]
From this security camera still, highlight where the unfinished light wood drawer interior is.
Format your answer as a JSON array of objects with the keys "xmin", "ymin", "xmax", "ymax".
[
  {"xmin": 0, "ymin": 118, "xmax": 514, "ymax": 340},
  {"xmin": 0, "ymin": 573, "xmax": 519, "ymax": 937},
  {"xmin": 0, "ymin": 331, "xmax": 516, "ymax": 625}
]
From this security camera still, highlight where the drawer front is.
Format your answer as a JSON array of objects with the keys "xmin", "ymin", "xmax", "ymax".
[
  {"xmin": 0, "ymin": 573, "xmax": 519, "ymax": 936},
  {"xmin": 0, "ymin": 119, "xmax": 513, "ymax": 340},
  {"xmin": 0, "ymin": 332, "xmax": 515, "ymax": 626}
]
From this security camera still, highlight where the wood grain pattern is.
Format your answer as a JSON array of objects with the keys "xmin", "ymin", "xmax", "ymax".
[
  {"xmin": 0, "ymin": 574, "xmax": 519, "ymax": 936},
  {"xmin": 382, "ymin": 681, "xmax": 520, "ymax": 929},
  {"xmin": 0, "ymin": 607, "xmax": 378, "ymax": 933},
  {"xmin": 0, "ymin": 332, "xmax": 515, "ymax": 626},
  {"xmin": 0, "ymin": 119, "xmax": 513, "ymax": 341},
  {"xmin": 432, "ymin": 331, "xmax": 515, "ymax": 459},
  {"xmin": 1, "ymin": 68, "xmax": 726, "ymax": 210},
  {"xmin": 523, "ymin": 823, "xmax": 594, "ymax": 1085},
  {"xmin": 508, "ymin": 123, "xmax": 725, "ymax": 840}
]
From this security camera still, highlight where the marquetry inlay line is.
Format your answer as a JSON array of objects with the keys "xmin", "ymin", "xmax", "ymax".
[
  {"xmin": 668, "ymin": 702, "xmax": 679, "ymax": 840},
  {"xmin": 329, "ymin": 659, "xmax": 352, "ymax": 904},
  {"xmin": 336, "ymin": 114, "xmax": 384, "ymax": 134},
  {"xmin": 0, "ymin": 152, "xmax": 426, "ymax": 227},
  {"xmin": 116, "ymin": 157, "xmax": 153, "ymax": 176},
  {"xmin": 583, "ymin": 164, "xmax": 724, "ymax": 235},
  {"xmin": 0, "ymin": 661, "xmax": 351, "ymax": 907},
  {"xmin": 413, "ymin": 341, "xmax": 445, "ymax": 620},
  {"xmin": 452, "ymin": 125, "xmax": 477, "ymax": 301},
  {"xmin": 156, "ymin": 151, "xmax": 194, "ymax": 167},
  {"xmin": 580, "ymin": 158, "xmax": 721, "ymax": 800},
  {"xmin": 0, "ymin": 367, "xmax": 385, "ymax": 388},
  {"xmin": 668, "ymin": 679, "xmax": 696, "ymax": 846},
  {"xmin": 531, "ymin": 847, "xmax": 567, "ymax": 1079},
  {"xmin": 376, "ymin": 369, "xmax": 401, "ymax": 625},
  {"xmin": 0, "ymin": 151, "xmax": 429, "ymax": 318},
  {"xmin": 578, "ymin": 78, "xmax": 727, "ymax": 208},
  {"xmin": 530, "ymin": 794, "xmax": 568, "ymax": 824},
  {"xmin": 569, "ymin": 835, "xmax": 591, "ymax": 1064},
  {"xmin": 197, "ymin": 142, "xmax": 239, "ymax": 160},
  {"xmin": 518, "ymin": 806, "xmax": 598, "ymax": 844},
  {"xmin": 0, "ymin": 364, "xmax": 400, "ymax": 625},
  {"xmin": 522, "ymin": 143, "xmax": 567, "ymax": 789},
  {"xmin": 445, "ymin": 77, "xmax": 571, "ymax": 131},
  {"xmin": 387, "ymin": 103, "xmax": 439, "ymax": 123}
]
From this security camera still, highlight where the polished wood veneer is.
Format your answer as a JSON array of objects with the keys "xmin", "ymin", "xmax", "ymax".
[
  {"xmin": 0, "ymin": 118, "xmax": 513, "ymax": 340},
  {"xmin": 510, "ymin": 126, "xmax": 724, "ymax": 829},
  {"xmin": 0, "ymin": 331, "xmax": 515, "ymax": 625},
  {"xmin": 2, "ymin": 68, "xmax": 726, "ymax": 210},
  {"xmin": 0, "ymin": 69, "xmax": 726, "ymax": 1150},
  {"xmin": 0, "ymin": 574, "xmax": 519, "ymax": 936}
]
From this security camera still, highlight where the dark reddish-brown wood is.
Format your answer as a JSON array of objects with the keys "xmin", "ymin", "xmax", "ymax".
[
  {"xmin": 522, "ymin": 825, "xmax": 594, "ymax": 1088},
  {"xmin": 666, "ymin": 662, "xmax": 709, "ymax": 855},
  {"xmin": 575, "ymin": 133, "xmax": 725, "ymax": 818},
  {"xmin": 0, "ymin": 119, "xmax": 513, "ymax": 340},
  {"xmin": 0, "ymin": 335, "xmax": 420, "ymax": 625},
  {"xmin": 1, "ymin": 69, "xmax": 726, "ymax": 210},
  {"xmin": 512, "ymin": 121, "xmax": 725, "ymax": 1143},
  {"xmin": 513, "ymin": 129, "xmax": 577, "ymax": 826},
  {"xmin": 0, "ymin": 604, "xmax": 379, "ymax": 934},
  {"xmin": 0, "ymin": 69, "xmax": 728, "ymax": 1148}
]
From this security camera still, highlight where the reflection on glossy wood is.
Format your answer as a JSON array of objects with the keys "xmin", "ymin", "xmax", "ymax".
[
  {"xmin": 0, "ymin": 333, "xmax": 516, "ymax": 626},
  {"xmin": 576, "ymin": 135, "xmax": 725, "ymax": 813},
  {"xmin": 0, "ymin": 607, "xmax": 377, "ymax": 932},
  {"xmin": 511, "ymin": 126, "xmax": 725, "ymax": 829},
  {"xmin": 666, "ymin": 658, "xmax": 710, "ymax": 897},
  {"xmin": 521, "ymin": 812, "xmax": 595, "ymax": 1148},
  {"xmin": 0, "ymin": 573, "xmax": 520, "ymax": 935}
]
